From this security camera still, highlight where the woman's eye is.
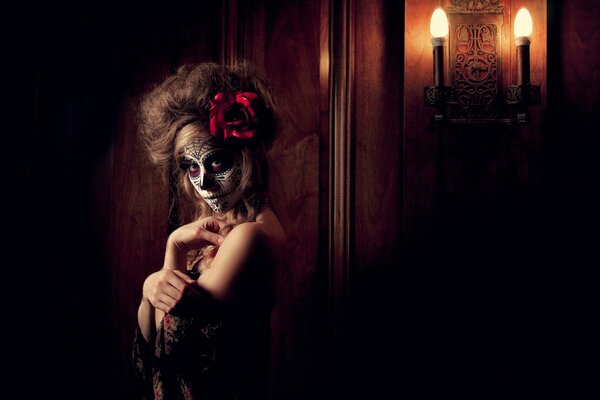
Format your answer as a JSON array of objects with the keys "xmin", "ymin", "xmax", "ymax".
[
  {"xmin": 211, "ymin": 160, "xmax": 225, "ymax": 172},
  {"xmin": 205, "ymin": 152, "xmax": 233, "ymax": 173},
  {"xmin": 188, "ymin": 162, "xmax": 201, "ymax": 177}
]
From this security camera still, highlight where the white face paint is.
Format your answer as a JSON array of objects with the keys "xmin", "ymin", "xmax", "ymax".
[{"xmin": 182, "ymin": 141, "xmax": 244, "ymax": 213}]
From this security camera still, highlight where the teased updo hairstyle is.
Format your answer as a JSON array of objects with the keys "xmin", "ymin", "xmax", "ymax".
[{"xmin": 137, "ymin": 62, "xmax": 279, "ymax": 226}]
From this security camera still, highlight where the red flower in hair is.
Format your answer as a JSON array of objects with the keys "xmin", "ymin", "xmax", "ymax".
[{"xmin": 209, "ymin": 91, "xmax": 266, "ymax": 141}]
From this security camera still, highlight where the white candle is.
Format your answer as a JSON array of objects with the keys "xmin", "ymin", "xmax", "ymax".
[
  {"xmin": 430, "ymin": 8, "xmax": 449, "ymax": 87},
  {"xmin": 514, "ymin": 8, "xmax": 533, "ymax": 86}
]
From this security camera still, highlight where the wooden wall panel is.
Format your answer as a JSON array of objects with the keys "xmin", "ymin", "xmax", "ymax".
[
  {"xmin": 353, "ymin": 0, "xmax": 405, "ymax": 271},
  {"xmin": 326, "ymin": 0, "xmax": 354, "ymax": 395},
  {"xmin": 263, "ymin": 2, "xmax": 323, "ymax": 399},
  {"xmin": 404, "ymin": 0, "xmax": 440, "ymax": 254},
  {"xmin": 344, "ymin": 0, "xmax": 404, "ymax": 397},
  {"xmin": 108, "ymin": 97, "xmax": 169, "ymax": 399},
  {"xmin": 543, "ymin": 2, "xmax": 600, "ymax": 393},
  {"xmin": 404, "ymin": 0, "xmax": 550, "ymax": 395},
  {"xmin": 236, "ymin": 1, "xmax": 324, "ymax": 398},
  {"xmin": 548, "ymin": 0, "xmax": 600, "ymax": 229}
]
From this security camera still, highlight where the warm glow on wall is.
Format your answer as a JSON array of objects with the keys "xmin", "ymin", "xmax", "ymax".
[
  {"xmin": 514, "ymin": 8, "xmax": 533, "ymax": 38},
  {"xmin": 430, "ymin": 8, "xmax": 449, "ymax": 38}
]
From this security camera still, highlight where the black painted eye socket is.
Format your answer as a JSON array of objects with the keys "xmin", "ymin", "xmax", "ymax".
[{"xmin": 204, "ymin": 151, "xmax": 234, "ymax": 174}]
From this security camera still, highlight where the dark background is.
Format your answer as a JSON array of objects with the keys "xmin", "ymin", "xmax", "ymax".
[{"xmin": 7, "ymin": 0, "xmax": 597, "ymax": 398}]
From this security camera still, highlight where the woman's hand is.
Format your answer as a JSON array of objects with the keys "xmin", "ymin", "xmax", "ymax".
[
  {"xmin": 169, "ymin": 216, "xmax": 227, "ymax": 252},
  {"xmin": 142, "ymin": 269, "xmax": 203, "ymax": 314},
  {"xmin": 163, "ymin": 216, "xmax": 227, "ymax": 270}
]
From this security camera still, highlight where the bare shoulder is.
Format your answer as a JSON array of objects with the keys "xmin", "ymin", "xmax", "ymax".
[
  {"xmin": 225, "ymin": 209, "xmax": 286, "ymax": 251},
  {"xmin": 255, "ymin": 208, "xmax": 286, "ymax": 244},
  {"xmin": 198, "ymin": 210, "xmax": 286, "ymax": 301},
  {"xmin": 219, "ymin": 209, "xmax": 286, "ymax": 261}
]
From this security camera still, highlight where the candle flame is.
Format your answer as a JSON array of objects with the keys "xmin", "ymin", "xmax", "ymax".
[
  {"xmin": 430, "ymin": 8, "xmax": 449, "ymax": 38},
  {"xmin": 514, "ymin": 8, "xmax": 533, "ymax": 38}
]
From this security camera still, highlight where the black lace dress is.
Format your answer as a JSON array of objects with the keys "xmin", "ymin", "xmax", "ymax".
[{"xmin": 133, "ymin": 289, "xmax": 272, "ymax": 400}]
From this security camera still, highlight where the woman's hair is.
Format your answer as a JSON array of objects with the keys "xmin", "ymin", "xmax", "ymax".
[
  {"xmin": 138, "ymin": 62, "xmax": 279, "ymax": 218},
  {"xmin": 137, "ymin": 62, "xmax": 280, "ymax": 270}
]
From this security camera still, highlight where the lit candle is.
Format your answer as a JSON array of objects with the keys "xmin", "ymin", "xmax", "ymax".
[
  {"xmin": 514, "ymin": 8, "xmax": 533, "ymax": 86},
  {"xmin": 430, "ymin": 8, "xmax": 449, "ymax": 87}
]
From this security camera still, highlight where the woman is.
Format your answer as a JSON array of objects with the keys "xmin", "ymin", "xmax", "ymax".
[{"xmin": 133, "ymin": 62, "xmax": 286, "ymax": 399}]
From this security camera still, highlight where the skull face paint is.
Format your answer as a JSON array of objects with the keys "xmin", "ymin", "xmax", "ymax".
[{"xmin": 182, "ymin": 141, "xmax": 244, "ymax": 213}]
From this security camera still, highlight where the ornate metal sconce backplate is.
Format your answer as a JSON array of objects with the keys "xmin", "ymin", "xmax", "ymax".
[{"xmin": 453, "ymin": 22, "xmax": 499, "ymax": 119}]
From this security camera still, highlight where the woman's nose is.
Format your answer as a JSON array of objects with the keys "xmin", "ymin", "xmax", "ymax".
[{"xmin": 200, "ymin": 171, "xmax": 216, "ymax": 190}]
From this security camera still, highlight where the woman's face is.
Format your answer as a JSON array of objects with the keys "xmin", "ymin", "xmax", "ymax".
[{"xmin": 182, "ymin": 140, "xmax": 244, "ymax": 213}]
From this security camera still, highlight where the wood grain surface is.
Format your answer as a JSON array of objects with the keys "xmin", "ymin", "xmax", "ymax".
[{"xmin": 19, "ymin": 0, "xmax": 598, "ymax": 397}]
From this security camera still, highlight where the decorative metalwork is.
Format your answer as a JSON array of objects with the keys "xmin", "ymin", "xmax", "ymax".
[
  {"xmin": 447, "ymin": 0, "xmax": 504, "ymax": 14},
  {"xmin": 505, "ymin": 84, "xmax": 541, "ymax": 105},
  {"xmin": 453, "ymin": 24, "xmax": 498, "ymax": 118},
  {"xmin": 424, "ymin": 86, "xmax": 455, "ymax": 106}
]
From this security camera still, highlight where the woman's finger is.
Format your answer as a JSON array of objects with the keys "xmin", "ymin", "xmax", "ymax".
[
  {"xmin": 154, "ymin": 298, "xmax": 175, "ymax": 314},
  {"xmin": 167, "ymin": 270, "xmax": 196, "ymax": 291},
  {"xmin": 195, "ymin": 224, "xmax": 225, "ymax": 244},
  {"xmin": 158, "ymin": 281, "xmax": 184, "ymax": 302},
  {"xmin": 209, "ymin": 217, "xmax": 228, "ymax": 230},
  {"xmin": 206, "ymin": 231, "xmax": 225, "ymax": 245},
  {"xmin": 173, "ymin": 270, "xmax": 197, "ymax": 283},
  {"xmin": 197, "ymin": 216, "xmax": 228, "ymax": 233}
]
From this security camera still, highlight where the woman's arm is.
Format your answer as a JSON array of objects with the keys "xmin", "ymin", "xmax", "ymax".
[
  {"xmin": 197, "ymin": 211, "xmax": 286, "ymax": 302},
  {"xmin": 195, "ymin": 223, "xmax": 265, "ymax": 302},
  {"xmin": 137, "ymin": 269, "xmax": 197, "ymax": 341},
  {"xmin": 164, "ymin": 216, "xmax": 226, "ymax": 270},
  {"xmin": 137, "ymin": 218, "xmax": 225, "ymax": 341},
  {"xmin": 137, "ymin": 297, "xmax": 155, "ymax": 343}
]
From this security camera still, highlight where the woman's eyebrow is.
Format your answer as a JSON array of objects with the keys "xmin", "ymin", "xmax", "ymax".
[{"xmin": 179, "ymin": 155, "xmax": 200, "ymax": 168}]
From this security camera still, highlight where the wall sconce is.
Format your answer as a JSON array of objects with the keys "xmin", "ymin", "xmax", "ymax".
[
  {"xmin": 424, "ymin": 2, "xmax": 541, "ymax": 124},
  {"xmin": 505, "ymin": 8, "xmax": 541, "ymax": 122}
]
